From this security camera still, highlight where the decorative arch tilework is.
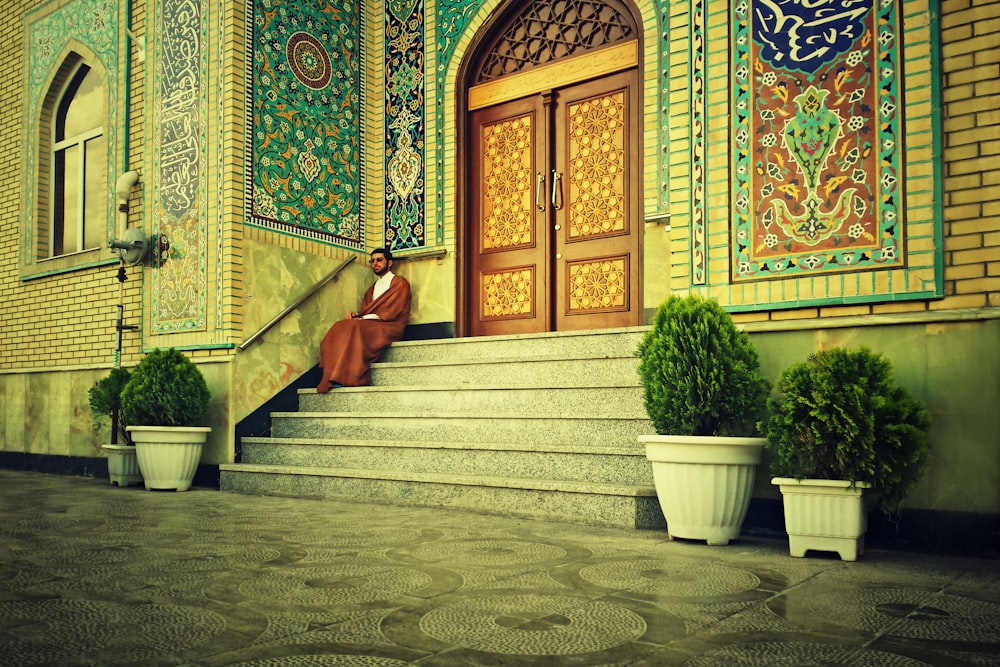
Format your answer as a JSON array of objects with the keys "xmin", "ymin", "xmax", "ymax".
[
  {"xmin": 733, "ymin": 0, "xmax": 905, "ymax": 281},
  {"xmin": 436, "ymin": 0, "xmax": 485, "ymax": 69},
  {"xmin": 434, "ymin": 0, "xmax": 663, "ymax": 251},
  {"xmin": 385, "ymin": 0, "xmax": 426, "ymax": 250},
  {"xmin": 245, "ymin": 0, "xmax": 363, "ymax": 251},
  {"xmin": 433, "ymin": 0, "xmax": 489, "ymax": 247},
  {"xmin": 20, "ymin": 0, "xmax": 120, "ymax": 271}
]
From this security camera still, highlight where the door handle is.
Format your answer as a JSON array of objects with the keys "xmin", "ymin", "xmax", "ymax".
[
  {"xmin": 536, "ymin": 172, "xmax": 546, "ymax": 211},
  {"xmin": 551, "ymin": 171, "xmax": 563, "ymax": 210}
]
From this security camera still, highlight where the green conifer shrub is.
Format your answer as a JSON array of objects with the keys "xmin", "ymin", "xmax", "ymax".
[
  {"xmin": 121, "ymin": 348, "xmax": 211, "ymax": 428},
  {"xmin": 636, "ymin": 295, "xmax": 770, "ymax": 436},
  {"xmin": 88, "ymin": 367, "xmax": 132, "ymax": 445},
  {"xmin": 766, "ymin": 346, "xmax": 931, "ymax": 513}
]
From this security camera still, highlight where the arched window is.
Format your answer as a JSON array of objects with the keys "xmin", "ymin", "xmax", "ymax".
[{"xmin": 38, "ymin": 53, "xmax": 108, "ymax": 260}]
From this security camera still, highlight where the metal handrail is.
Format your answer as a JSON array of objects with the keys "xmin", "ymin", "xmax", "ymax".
[{"xmin": 238, "ymin": 256, "xmax": 357, "ymax": 351}]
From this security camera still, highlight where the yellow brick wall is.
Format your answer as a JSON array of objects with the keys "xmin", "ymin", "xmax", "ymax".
[
  {"xmin": 941, "ymin": 0, "xmax": 1000, "ymax": 308},
  {"xmin": 2, "ymin": 0, "xmax": 997, "ymax": 456},
  {"xmin": 3, "ymin": 0, "xmax": 996, "ymax": 371},
  {"xmin": 669, "ymin": 0, "xmax": 999, "ymax": 320},
  {"xmin": 0, "ymin": 0, "xmax": 145, "ymax": 372},
  {"xmin": 219, "ymin": 0, "xmax": 245, "ymax": 341}
]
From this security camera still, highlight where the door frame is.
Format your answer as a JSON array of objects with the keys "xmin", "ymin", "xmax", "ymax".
[{"xmin": 457, "ymin": 43, "xmax": 642, "ymax": 336}]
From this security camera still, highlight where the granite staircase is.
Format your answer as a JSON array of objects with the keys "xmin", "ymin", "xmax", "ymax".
[{"xmin": 219, "ymin": 328, "xmax": 665, "ymax": 529}]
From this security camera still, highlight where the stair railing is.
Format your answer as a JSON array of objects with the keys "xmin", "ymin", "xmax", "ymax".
[{"xmin": 238, "ymin": 256, "xmax": 357, "ymax": 351}]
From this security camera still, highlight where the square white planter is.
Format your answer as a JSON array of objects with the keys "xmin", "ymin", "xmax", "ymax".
[
  {"xmin": 102, "ymin": 444, "xmax": 143, "ymax": 487},
  {"xmin": 772, "ymin": 477, "xmax": 871, "ymax": 561}
]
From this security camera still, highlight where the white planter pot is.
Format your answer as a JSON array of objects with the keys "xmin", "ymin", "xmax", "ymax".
[
  {"xmin": 102, "ymin": 444, "xmax": 143, "ymax": 487},
  {"xmin": 127, "ymin": 426, "xmax": 211, "ymax": 492},
  {"xmin": 772, "ymin": 477, "xmax": 871, "ymax": 561},
  {"xmin": 640, "ymin": 434, "xmax": 765, "ymax": 545}
]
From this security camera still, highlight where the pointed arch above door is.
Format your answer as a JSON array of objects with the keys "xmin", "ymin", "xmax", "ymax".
[{"xmin": 459, "ymin": 0, "xmax": 644, "ymax": 337}]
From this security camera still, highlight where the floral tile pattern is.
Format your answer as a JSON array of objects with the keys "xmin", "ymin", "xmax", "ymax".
[
  {"xmin": 246, "ymin": 0, "xmax": 363, "ymax": 250},
  {"xmin": 733, "ymin": 0, "xmax": 906, "ymax": 280}
]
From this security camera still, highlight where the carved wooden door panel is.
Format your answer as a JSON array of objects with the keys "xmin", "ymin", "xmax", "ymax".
[
  {"xmin": 469, "ymin": 96, "xmax": 550, "ymax": 337},
  {"xmin": 553, "ymin": 70, "xmax": 640, "ymax": 331},
  {"xmin": 469, "ymin": 71, "xmax": 640, "ymax": 336}
]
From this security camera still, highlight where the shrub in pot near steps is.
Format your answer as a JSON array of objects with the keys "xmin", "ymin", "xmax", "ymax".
[
  {"xmin": 122, "ymin": 348, "xmax": 212, "ymax": 492},
  {"xmin": 636, "ymin": 295, "xmax": 771, "ymax": 545},
  {"xmin": 766, "ymin": 347, "xmax": 931, "ymax": 561},
  {"xmin": 89, "ymin": 367, "xmax": 141, "ymax": 487}
]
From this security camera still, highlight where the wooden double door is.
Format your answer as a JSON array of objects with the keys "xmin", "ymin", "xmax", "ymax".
[{"xmin": 468, "ymin": 69, "xmax": 641, "ymax": 336}]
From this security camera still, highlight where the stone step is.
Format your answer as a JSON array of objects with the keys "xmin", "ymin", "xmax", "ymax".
[
  {"xmin": 231, "ymin": 329, "xmax": 662, "ymax": 530},
  {"xmin": 369, "ymin": 355, "xmax": 642, "ymax": 388},
  {"xmin": 218, "ymin": 463, "xmax": 664, "ymax": 529},
  {"xmin": 383, "ymin": 327, "xmax": 648, "ymax": 364},
  {"xmin": 297, "ymin": 384, "xmax": 647, "ymax": 418},
  {"xmin": 269, "ymin": 411, "xmax": 654, "ymax": 447},
  {"xmin": 238, "ymin": 437, "xmax": 654, "ymax": 485}
]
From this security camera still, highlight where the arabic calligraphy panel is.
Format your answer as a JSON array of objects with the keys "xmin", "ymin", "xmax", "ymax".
[{"xmin": 151, "ymin": 0, "xmax": 206, "ymax": 333}]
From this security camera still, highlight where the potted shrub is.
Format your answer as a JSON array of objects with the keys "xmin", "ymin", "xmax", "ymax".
[
  {"xmin": 767, "ymin": 346, "xmax": 931, "ymax": 561},
  {"xmin": 122, "ymin": 348, "xmax": 212, "ymax": 491},
  {"xmin": 636, "ymin": 294, "xmax": 771, "ymax": 545},
  {"xmin": 89, "ymin": 367, "xmax": 142, "ymax": 487}
]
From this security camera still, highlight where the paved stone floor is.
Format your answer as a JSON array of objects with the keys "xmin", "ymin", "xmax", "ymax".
[{"xmin": 1, "ymin": 470, "xmax": 998, "ymax": 666}]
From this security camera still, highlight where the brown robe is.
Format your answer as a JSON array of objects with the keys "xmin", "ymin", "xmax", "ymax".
[{"xmin": 316, "ymin": 274, "xmax": 411, "ymax": 392}]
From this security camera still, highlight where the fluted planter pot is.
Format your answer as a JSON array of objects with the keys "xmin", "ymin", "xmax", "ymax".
[
  {"xmin": 772, "ymin": 477, "xmax": 871, "ymax": 562},
  {"xmin": 640, "ymin": 434, "xmax": 765, "ymax": 545},
  {"xmin": 102, "ymin": 444, "xmax": 143, "ymax": 487},
  {"xmin": 127, "ymin": 426, "xmax": 211, "ymax": 492}
]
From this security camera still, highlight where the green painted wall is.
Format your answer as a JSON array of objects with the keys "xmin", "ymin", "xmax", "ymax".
[{"xmin": 747, "ymin": 317, "xmax": 1000, "ymax": 514}]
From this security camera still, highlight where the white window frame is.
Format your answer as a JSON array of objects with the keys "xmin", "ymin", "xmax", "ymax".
[{"xmin": 47, "ymin": 60, "xmax": 107, "ymax": 259}]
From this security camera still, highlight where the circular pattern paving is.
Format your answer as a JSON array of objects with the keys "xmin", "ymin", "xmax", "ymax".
[
  {"xmin": 287, "ymin": 32, "xmax": 332, "ymax": 89},
  {"xmin": 411, "ymin": 539, "xmax": 567, "ymax": 566},
  {"xmin": 884, "ymin": 594, "xmax": 1000, "ymax": 643},
  {"xmin": 29, "ymin": 543, "xmax": 146, "ymax": 567},
  {"xmin": 241, "ymin": 564, "xmax": 433, "ymax": 605},
  {"xmin": 234, "ymin": 657, "xmax": 417, "ymax": 667},
  {"xmin": 779, "ymin": 587, "xmax": 1000, "ymax": 643},
  {"xmin": 0, "ymin": 598, "xmax": 226, "ymax": 665},
  {"xmin": 1, "ymin": 517, "xmax": 82, "ymax": 537},
  {"xmin": 419, "ymin": 594, "xmax": 646, "ymax": 655},
  {"xmin": 579, "ymin": 559, "xmax": 760, "ymax": 597},
  {"xmin": 294, "ymin": 525, "xmax": 425, "ymax": 549},
  {"xmin": 126, "ymin": 543, "xmax": 284, "ymax": 573},
  {"xmin": 685, "ymin": 641, "xmax": 931, "ymax": 666}
]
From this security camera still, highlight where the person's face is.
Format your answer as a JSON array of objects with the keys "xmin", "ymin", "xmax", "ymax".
[{"xmin": 370, "ymin": 252, "xmax": 391, "ymax": 276}]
